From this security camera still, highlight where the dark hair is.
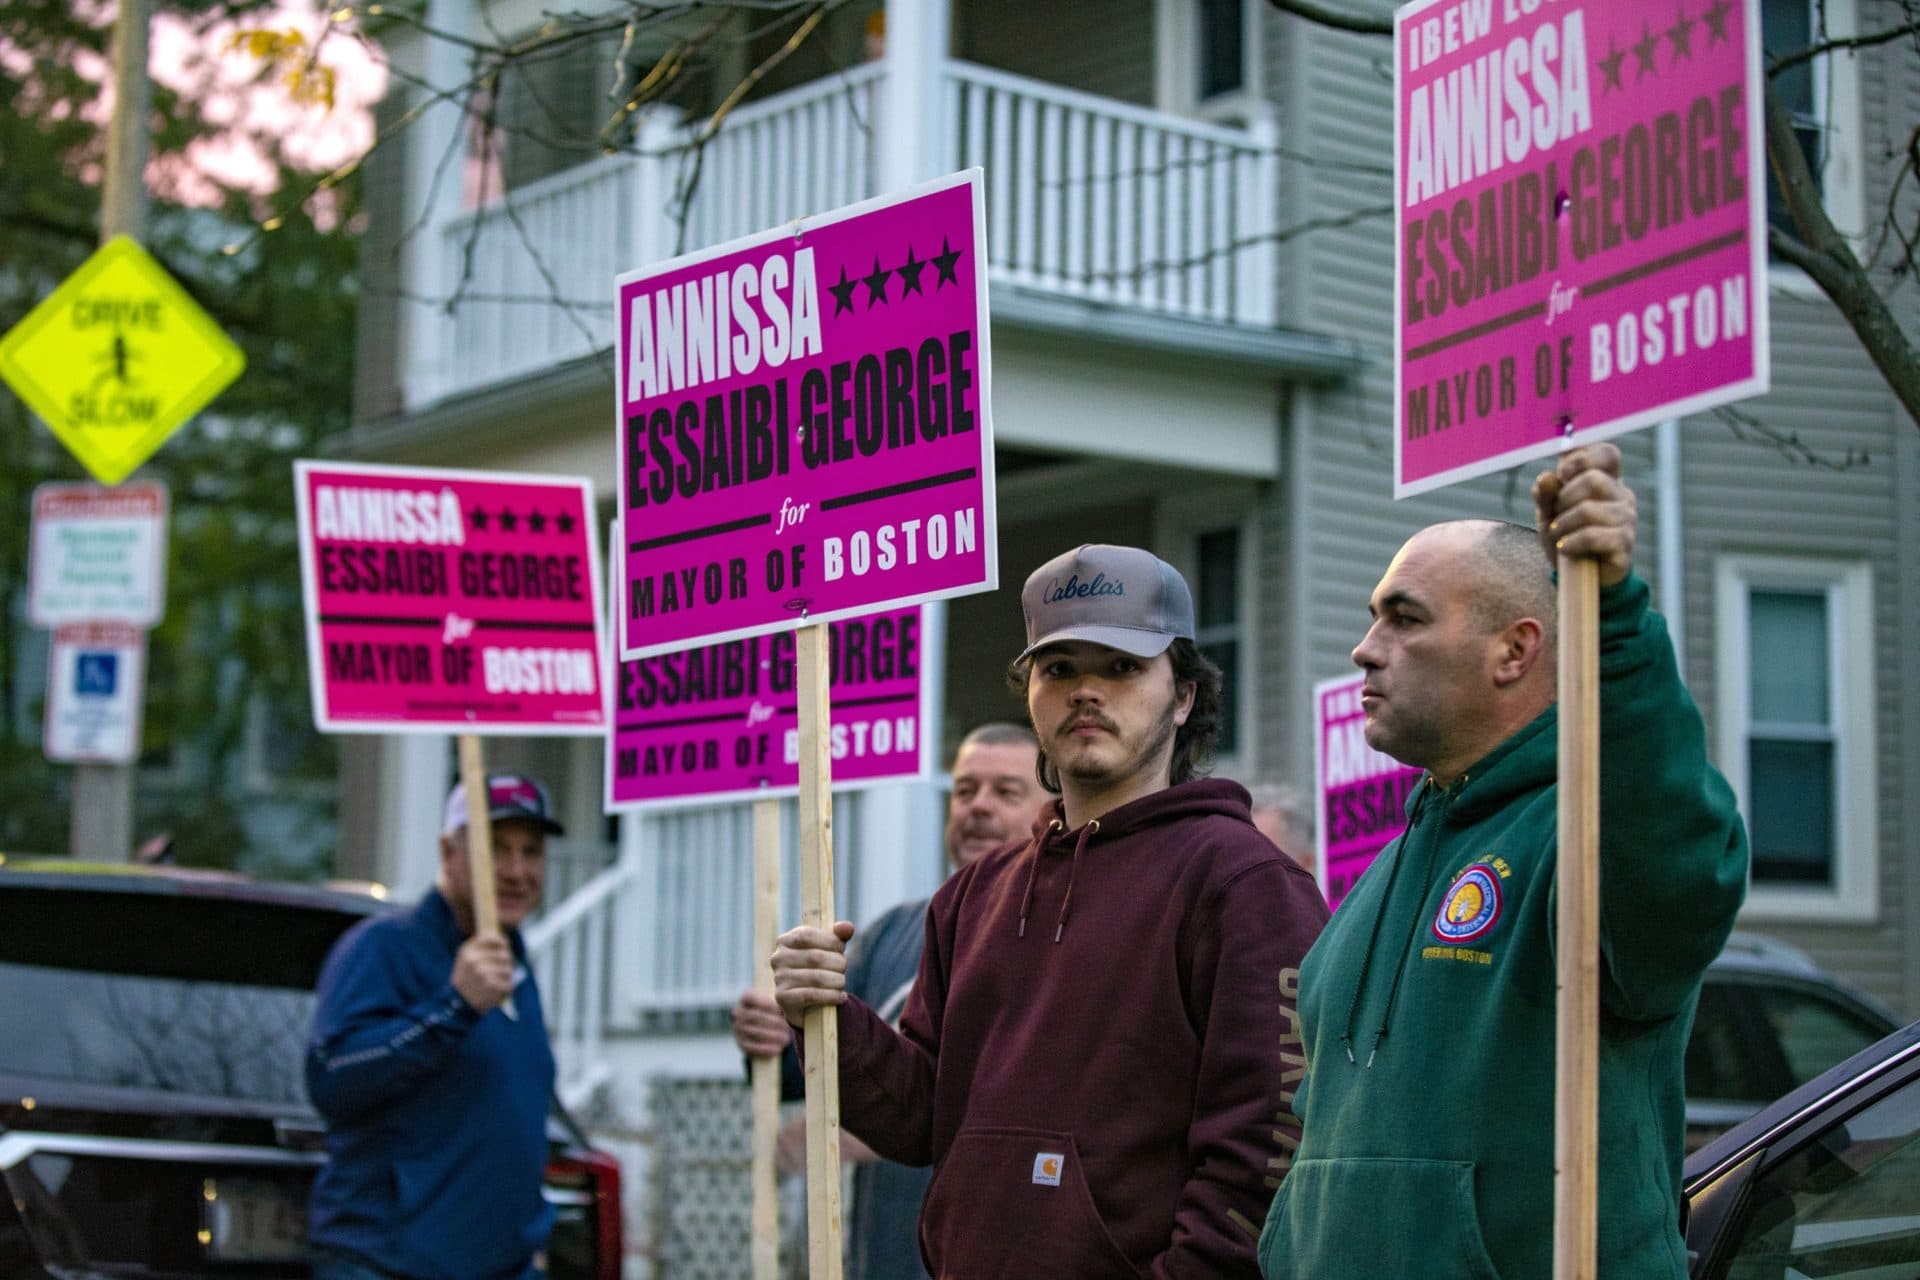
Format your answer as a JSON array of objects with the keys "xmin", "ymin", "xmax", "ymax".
[{"xmin": 1007, "ymin": 639, "xmax": 1224, "ymax": 794}]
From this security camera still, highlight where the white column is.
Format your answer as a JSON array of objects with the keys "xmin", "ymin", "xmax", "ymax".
[
  {"xmin": 1240, "ymin": 105, "xmax": 1281, "ymax": 328},
  {"xmin": 401, "ymin": 0, "xmax": 475, "ymax": 407},
  {"xmin": 379, "ymin": 733, "xmax": 454, "ymax": 897},
  {"xmin": 882, "ymin": 0, "xmax": 952, "ymax": 191},
  {"xmin": 1656, "ymin": 418, "xmax": 1685, "ymax": 667}
]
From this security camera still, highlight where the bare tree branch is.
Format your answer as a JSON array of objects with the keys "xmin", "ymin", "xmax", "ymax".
[
  {"xmin": 1715, "ymin": 404, "xmax": 1872, "ymax": 469},
  {"xmin": 1263, "ymin": 0, "xmax": 1392, "ymax": 37},
  {"xmin": 1766, "ymin": 20, "xmax": 1920, "ymax": 75},
  {"xmin": 1765, "ymin": 77, "xmax": 1920, "ymax": 426}
]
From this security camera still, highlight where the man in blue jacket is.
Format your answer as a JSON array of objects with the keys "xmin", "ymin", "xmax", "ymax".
[{"xmin": 307, "ymin": 773, "xmax": 562, "ymax": 1280}]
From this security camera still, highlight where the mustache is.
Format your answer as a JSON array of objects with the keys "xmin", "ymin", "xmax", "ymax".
[{"xmin": 1056, "ymin": 711, "xmax": 1119, "ymax": 738}]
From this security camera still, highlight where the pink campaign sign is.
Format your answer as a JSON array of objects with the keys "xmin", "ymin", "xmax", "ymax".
[
  {"xmin": 294, "ymin": 460, "xmax": 606, "ymax": 735},
  {"xmin": 1394, "ymin": 0, "xmax": 1768, "ymax": 497},
  {"xmin": 1316, "ymin": 674, "xmax": 1424, "ymax": 909},
  {"xmin": 615, "ymin": 170, "xmax": 996, "ymax": 660},
  {"xmin": 606, "ymin": 592, "xmax": 932, "ymax": 810}
]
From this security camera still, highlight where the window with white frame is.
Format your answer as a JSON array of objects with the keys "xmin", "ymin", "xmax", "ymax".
[
  {"xmin": 1714, "ymin": 555, "xmax": 1876, "ymax": 921},
  {"xmin": 1761, "ymin": 0, "xmax": 1864, "ymax": 258},
  {"xmin": 1194, "ymin": 526, "xmax": 1245, "ymax": 759},
  {"xmin": 1157, "ymin": 0, "xmax": 1264, "ymax": 120},
  {"xmin": 1160, "ymin": 496, "xmax": 1258, "ymax": 772}
]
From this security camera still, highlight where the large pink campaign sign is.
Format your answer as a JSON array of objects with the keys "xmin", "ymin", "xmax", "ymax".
[
  {"xmin": 1395, "ymin": 0, "xmax": 1767, "ymax": 496},
  {"xmin": 606, "ymin": 599, "xmax": 931, "ymax": 810},
  {"xmin": 615, "ymin": 171, "xmax": 996, "ymax": 659},
  {"xmin": 295, "ymin": 461, "xmax": 606, "ymax": 734},
  {"xmin": 1316, "ymin": 674, "xmax": 1424, "ymax": 909}
]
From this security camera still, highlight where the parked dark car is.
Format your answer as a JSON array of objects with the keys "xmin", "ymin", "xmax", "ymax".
[
  {"xmin": 0, "ymin": 859, "xmax": 621, "ymax": 1279},
  {"xmin": 1687, "ymin": 933, "xmax": 1902, "ymax": 1149},
  {"xmin": 1683, "ymin": 1015, "xmax": 1920, "ymax": 1277}
]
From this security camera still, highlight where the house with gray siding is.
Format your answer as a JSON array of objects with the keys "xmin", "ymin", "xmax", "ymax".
[{"xmin": 341, "ymin": 0, "xmax": 1918, "ymax": 1268}]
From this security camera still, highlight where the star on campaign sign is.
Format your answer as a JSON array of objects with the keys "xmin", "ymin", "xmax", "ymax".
[{"xmin": 0, "ymin": 237, "xmax": 246, "ymax": 485}]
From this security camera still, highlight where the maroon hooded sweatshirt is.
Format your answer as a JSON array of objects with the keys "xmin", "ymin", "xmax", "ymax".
[{"xmin": 833, "ymin": 778, "xmax": 1329, "ymax": 1279}]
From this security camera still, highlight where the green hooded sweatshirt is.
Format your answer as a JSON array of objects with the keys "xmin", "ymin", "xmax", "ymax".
[{"xmin": 1258, "ymin": 575, "xmax": 1748, "ymax": 1280}]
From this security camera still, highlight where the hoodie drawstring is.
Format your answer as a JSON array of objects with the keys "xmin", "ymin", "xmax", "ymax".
[
  {"xmin": 1016, "ymin": 818, "xmax": 1066, "ymax": 939},
  {"xmin": 1340, "ymin": 778, "xmax": 1441, "ymax": 1068},
  {"xmin": 1016, "ymin": 817, "xmax": 1099, "ymax": 942},
  {"xmin": 1053, "ymin": 819, "xmax": 1098, "ymax": 942}
]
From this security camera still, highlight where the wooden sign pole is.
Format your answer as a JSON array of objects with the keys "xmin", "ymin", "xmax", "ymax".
[
  {"xmin": 456, "ymin": 732, "xmax": 515, "ymax": 1019},
  {"xmin": 1553, "ymin": 555, "xmax": 1601, "ymax": 1280},
  {"xmin": 796, "ymin": 624, "xmax": 844, "ymax": 1279},
  {"xmin": 750, "ymin": 797, "xmax": 782, "ymax": 1280}
]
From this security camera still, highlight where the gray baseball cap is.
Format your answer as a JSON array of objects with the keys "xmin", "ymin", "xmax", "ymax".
[{"xmin": 1018, "ymin": 544, "xmax": 1196, "ymax": 662}]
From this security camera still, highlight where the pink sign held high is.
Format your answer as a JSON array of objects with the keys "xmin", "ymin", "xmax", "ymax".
[
  {"xmin": 1315, "ymin": 673, "xmax": 1424, "ymax": 909},
  {"xmin": 294, "ymin": 460, "xmax": 606, "ymax": 735},
  {"xmin": 615, "ymin": 170, "xmax": 997, "ymax": 660},
  {"xmin": 1394, "ymin": 0, "xmax": 1768, "ymax": 496}
]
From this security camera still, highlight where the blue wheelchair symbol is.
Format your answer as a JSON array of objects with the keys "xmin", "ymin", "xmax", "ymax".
[{"xmin": 75, "ymin": 652, "xmax": 119, "ymax": 697}]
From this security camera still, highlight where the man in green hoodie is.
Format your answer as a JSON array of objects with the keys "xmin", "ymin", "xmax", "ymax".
[{"xmin": 1258, "ymin": 444, "xmax": 1748, "ymax": 1279}]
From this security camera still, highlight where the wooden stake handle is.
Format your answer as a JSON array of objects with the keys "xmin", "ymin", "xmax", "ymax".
[
  {"xmin": 1553, "ymin": 556, "xmax": 1600, "ymax": 1280},
  {"xmin": 457, "ymin": 734, "xmax": 499, "ymax": 934},
  {"xmin": 456, "ymin": 734, "xmax": 515, "ymax": 1020},
  {"xmin": 751, "ymin": 798, "xmax": 782, "ymax": 1280},
  {"xmin": 796, "ymin": 624, "xmax": 843, "ymax": 1280}
]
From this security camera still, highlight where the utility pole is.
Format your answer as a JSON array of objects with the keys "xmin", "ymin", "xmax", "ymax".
[{"xmin": 71, "ymin": 0, "xmax": 151, "ymax": 860}]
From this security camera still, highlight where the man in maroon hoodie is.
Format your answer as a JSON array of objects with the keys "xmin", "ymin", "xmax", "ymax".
[{"xmin": 773, "ymin": 544, "xmax": 1329, "ymax": 1278}]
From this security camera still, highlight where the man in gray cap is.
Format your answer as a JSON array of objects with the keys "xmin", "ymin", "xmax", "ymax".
[
  {"xmin": 305, "ymin": 773, "xmax": 564, "ymax": 1280},
  {"xmin": 772, "ymin": 546, "xmax": 1328, "ymax": 1279}
]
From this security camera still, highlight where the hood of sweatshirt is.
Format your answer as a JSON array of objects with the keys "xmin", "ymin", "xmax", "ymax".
[{"xmin": 1012, "ymin": 779, "xmax": 1260, "ymax": 942}]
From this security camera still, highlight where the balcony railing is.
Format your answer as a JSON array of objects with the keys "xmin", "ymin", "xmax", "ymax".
[
  {"xmin": 946, "ymin": 62, "xmax": 1277, "ymax": 326},
  {"xmin": 407, "ymin": 60, "xmax": 1281, "ymax": 409}
]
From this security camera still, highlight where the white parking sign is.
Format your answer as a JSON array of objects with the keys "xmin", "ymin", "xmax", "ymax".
[
  {"xmin": 28, "ymin": 481, "xmax": 169, "ymax": 627},
  {"xmin": 44, "ymin": 622, "xmax": 147, "ymax": 764}
]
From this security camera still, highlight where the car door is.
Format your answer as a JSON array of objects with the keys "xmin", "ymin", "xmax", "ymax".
[{"xmin": 1685, "ymin": 1024, "xmax": 1920, "ymax": 1279}]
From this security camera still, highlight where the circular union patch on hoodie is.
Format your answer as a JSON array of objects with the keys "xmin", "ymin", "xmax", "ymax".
[{"xmin": 1432, "ymin": 863, "xmax": 1502, "ymax": 944}]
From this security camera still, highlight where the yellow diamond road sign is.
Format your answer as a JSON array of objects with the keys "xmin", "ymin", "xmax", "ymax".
[{"xmin": 0, "ymin": 236, "xmax": 246, "ymax": 485}]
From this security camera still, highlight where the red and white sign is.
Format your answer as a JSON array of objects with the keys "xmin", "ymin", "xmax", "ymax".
[
  {"xmin": 44, "ymin": 622, "xmax": 147, "ymax": 764},
  {"xmin": 1315, "ymin": 673, "xmax": 1423, "ymax": 909},
  {"xmin": 615, "ymin": 170, "xmax": 997, "ymax": 660},
  {"xmin": 294, "ymin": 460, "xmax": 607, "ymax": 735},
  {"xmin": 1394, "ymin": 0, "xmax": 1767, "ymax": 496},
  {"xmin": 29, "ymin": 482, "xmax": 168, "ymax": 627}
]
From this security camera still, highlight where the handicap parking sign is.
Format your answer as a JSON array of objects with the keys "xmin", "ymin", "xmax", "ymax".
[
  {"xmin": 45, "ymin": 624, "xmax": 144, "ymax": 764},
  {"xmin": 75, "ymin": 651, "xmax": 119, "ymax": 697}
]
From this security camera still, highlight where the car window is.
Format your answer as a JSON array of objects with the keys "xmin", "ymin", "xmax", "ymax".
[
  {"xmin": 1690, "ymin": 981, "xmax": 1787, "ymax": 1104},
  {"xmin": 1721, "ymin": 1074, "xmax": 1920, "ymax": 1280},
  {"xmin": 0, "ymin": 960, "xmax": 314, "ymax": 1106},
  {"xmin": 1752, "ymin": 986, "xmax": 1891, "ymax": 1090}
]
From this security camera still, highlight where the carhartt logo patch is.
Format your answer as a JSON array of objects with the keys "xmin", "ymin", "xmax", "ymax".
[{"xmin": 1031, "ymin": 1152, "xmax": 1064, "ymax": 1186}]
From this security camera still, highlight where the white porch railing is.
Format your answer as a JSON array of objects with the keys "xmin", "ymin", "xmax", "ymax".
[
  {"xmin": 525, "ymin": 859, "xmax": 625, "ymax": 1111},
  {"xmin": 406, "ymin": 61, "xmax": 1282, "ymax": 409},
  {"xmin": 672, "ymin": 64, "xmax": 884, "ymax": 256},
  {"xmin": 945, "ymin": 61, "xmax": 1279, "ymax": 326},
  {"xmin": 522, "ymin": 792, "xmax": 875, "ymax": 1104},
  {"xmin": 434, "ymin": 153, "xmax": 639, "ymax": 400}
]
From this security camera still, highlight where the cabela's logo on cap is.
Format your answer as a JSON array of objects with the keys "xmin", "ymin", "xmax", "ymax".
[
  {"xmin": 1432, "ymin": 863, "xmax": 1502, "ymax": 944},
  {"xmin": 1042, "ymin": 572, "xmax": 1125, "ymax": 604}
]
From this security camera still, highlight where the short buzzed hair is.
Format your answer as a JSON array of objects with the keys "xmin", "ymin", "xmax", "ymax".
[
  {"xmin": 954, "ymin": 721, "xmax": 1037, "ymax": 763},
  {"xmin": 1460, "ymin": 520, "xmax": 1556, "ymax": 649}
]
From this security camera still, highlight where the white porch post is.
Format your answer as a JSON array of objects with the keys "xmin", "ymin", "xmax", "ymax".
[
  {"xmin": 630, "ymin": 109, "xmax": 681, "ymax": 271},
  {"xmin": 378, "ymin": 733, "xmax": 455, "ymax": 898},
  {"xmin": 1238, "ymin": 105, "xmax": 1281, "ymax": 327},
  {"xmin": 882, "ymin": 0, "xmax": 952, "ymax": 189},
  {"xmin": 401, "ymin": 0, "xmax": 474, "ymax": 408},
  {"xmin": 852, "ymin": 0, "xmax": 956, "ymax": 927},
  {"xmin": 848, "ymin": 600, "xmax": 950, "ymax": 923}
]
